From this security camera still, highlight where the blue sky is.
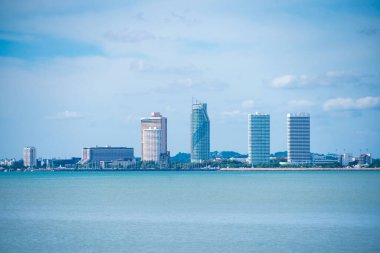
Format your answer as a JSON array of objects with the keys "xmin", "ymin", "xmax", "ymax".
[{"xmin": 1, "ymin": 0, "xmax": 379, "ymax": 159}]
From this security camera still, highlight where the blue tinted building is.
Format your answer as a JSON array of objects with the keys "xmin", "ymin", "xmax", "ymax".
[
  {"xmin": 191, "ymin": 101, "xmax": 210, "ymax": 163},
  {"xmin": 287, "ymin": 113, "xmax": 311, "ymax": 164},
  {"xmin": 248, "ymin": 113, "xmax": 270, "ymax": 165}
]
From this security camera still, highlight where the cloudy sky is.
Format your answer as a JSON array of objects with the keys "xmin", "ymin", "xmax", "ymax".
[{"xmin": 1, "ymin": 0, "xmax": 379, "ymax": 159}]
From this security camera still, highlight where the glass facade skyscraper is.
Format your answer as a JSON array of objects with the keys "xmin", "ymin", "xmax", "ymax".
[
  {"xmin": 248, "ymin": 113, "xmax": 270, "ymax": 165},
  {"xmin": 287, "ymin": 113, "xmax": 311, "ymax": 164},
  {"xmin": 191, "ymin": 101, "xmax": 210, "ymax": 163}
]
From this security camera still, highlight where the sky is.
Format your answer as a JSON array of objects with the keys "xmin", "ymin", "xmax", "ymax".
[{"xmin": 0, "ymin": 0, "xmax": 380, "ymax": 159}]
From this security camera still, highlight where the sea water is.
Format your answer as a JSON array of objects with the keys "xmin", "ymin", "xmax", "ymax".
[{"xmin": 0, "ymin": 171, "xmax": 379, "ymax": 252}]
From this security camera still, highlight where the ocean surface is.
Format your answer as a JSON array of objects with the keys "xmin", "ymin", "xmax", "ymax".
[{"xmin": 0, "ymin": 171, "xmax": 379, "ymax": 253}]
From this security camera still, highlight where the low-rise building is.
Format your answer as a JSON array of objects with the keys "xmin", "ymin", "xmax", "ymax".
[
  {"xmin": 51, "ymin": 157, "xmax": 81, "ymax": 168},
  {"xmin": 79, "ymin": 146, "xmax": 135, "ymax": 166},
  {"xmin": 358, "ymin": 153, "xmax": 372, "ymax": 166},
  {"xmin": 312, "ymin": 153, "xmax": 340, "ymax": 165},
  {"xmin": 341, "ymin": 153, "xmax": 353, "ymax": 166},
  {"xmin": 0, "ymin": 159, "xmax": 16, "ymax": 166}
]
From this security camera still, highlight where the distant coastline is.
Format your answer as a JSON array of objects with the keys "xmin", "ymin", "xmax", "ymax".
[
  {"xmin": 2, "ymin": 167, "xmax": 380, "ymax": 172},
  {"xmin": 220, "ymin": 167, "xmax": 380, "ymax": 171}
]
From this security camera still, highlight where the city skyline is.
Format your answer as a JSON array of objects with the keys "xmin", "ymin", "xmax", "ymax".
[
  {"xmin": 1, "ymin": 1, "xmax": 379, "ymax": 158},
  {"xmin": 1, "ymin": 107, "xmax": 379, "ymax": 160},
  {"xmin": 1, "ymin": 107, "xmax": 378, "ymax": 160}
]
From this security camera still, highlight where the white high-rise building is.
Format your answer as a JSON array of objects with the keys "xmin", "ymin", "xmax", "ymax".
[
  {"xmin": 248, "ymin": 113, "xmax": 270, "ymax": 165},
  {"xmin": 341, "ymin": 153, "xmax": 353, "ymax": 166},
  {"xmin": 142, "ymin": 127, "xmax": 162, "ymax": 162},
  {"xmin": 287, "ymin": 113, "xmax": 311, "ymax": 164},
  {"xmin": 141, "ymin": 112, "xmax": 167, "ymax": 162},
  {"xmin": 23, "ymin": 147, "xmax": 37, "ymax": 168}
]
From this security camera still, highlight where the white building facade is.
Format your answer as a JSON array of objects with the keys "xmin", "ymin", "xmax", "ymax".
[
  {"xmin": 23, "ymin": 147, "xmax": 37, "ymax": 168},
  {"xmin": 287, "ymin": 113, "xmax": 311, "ymax": 164},
  {"xmin": 141, "ymin": 112, "xmax": 168, "ymax": 163},
  {"xmin": 341, "ymin": 153, "xmax": 353, "ymax": 166},
  {"xmin": 142, "ymin": 127, "xmax": 162, "ymax": 163}
]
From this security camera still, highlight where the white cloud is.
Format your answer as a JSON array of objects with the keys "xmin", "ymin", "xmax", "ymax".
[
  {"xmin": 129, "ymin": 59, "xmax": 203, "ymax": 75},
  {"xmin": 271, "ymin": 74, "xmax": 299, "ymax": 88},
  {"xmin": 154, "ymin": 78, "xmax": 228, "ymax": 93},
  {"xmin": 50, "ymin": 111, "xmax": 83, "ymax": 120},
  {"xmin": 270, "ymin": 71, "xmax": 365, "ymax": 89},
  {"xmin": 124, "ymin": 115, "xmax": 140, "ymax": 122},
  {"xmin": 241, "ymin": 99, "xmax": 255, "ymax": 109},
  {"xmin": 287, "ymin": 99, "xmax": 314, "ymax": 108},
  {"xmin": 323, "ymin": 96, "xmax": 380, "ymax": 111},
  {"xmin": 176, "ymin": 78, "xmax": 194, "ymax": 88},
  {"xmin": 220, "ymin": 110, "xmax": 244, "ymax": 117},
  {"xmin": 129, "ymin": 59, "xmax": 152, "ymax": 72},
  {"xmin": 355, "ymin": 96, "xmax": 380, "ymax": 109}
]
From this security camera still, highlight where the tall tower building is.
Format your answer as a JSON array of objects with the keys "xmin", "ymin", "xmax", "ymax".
[
  {"xmin": 23, "ymin": 146, "xmax": 37, "ymax": 168},
  {"xmin": 287, "ymin": 113, "xmax": 311, "ymax": 164},
  {"xmin": 191, "ymin": 101, "xmax": 210, "ymax": 163},
  {"xmin": 248, "ymin": 113, "xmax": 270, "ymax": 165},
  {"xmin": 142, "ymin": 127, "xmax": 162, "ymax": 162},
  {"xmin": 141, "ymin": 112, "xmax": 167, "ymax": 162}
]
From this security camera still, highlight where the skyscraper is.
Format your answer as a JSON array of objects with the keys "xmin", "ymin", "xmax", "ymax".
[
  {"xmin": 191, "ymin": 100, "xmax": 210, "ymax": 163},
  {"xmin": 287, "ymin": 113, "xmax": 311, "ymax": 164},
  {"xmin": 142, "ymin": 127, "xmax": 162, "ymax": 162},
  {"xmin": 23, "ymin": 146, "xmax": 36, "ymax": 168},
  {"xmin": 141, "ymin": 112, "xmax": 168, "ymax": 162},
  {"xmin": 248, "ymin": 113, "xmax": 270, "ymax": 165}
]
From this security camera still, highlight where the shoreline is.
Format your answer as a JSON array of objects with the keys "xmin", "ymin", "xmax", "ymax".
[
  {"xmin": 220, "ymin": 167, "xmax": 380, "ymax": 171},
  {"xmin": 2, "ymin": 167, "xmax": 380, "ymax": 172}
]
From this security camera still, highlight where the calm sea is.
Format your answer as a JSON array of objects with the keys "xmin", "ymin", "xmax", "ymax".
[{"xmin": 0, "ymin": 171, "xmax": 379, "ymax": 253}]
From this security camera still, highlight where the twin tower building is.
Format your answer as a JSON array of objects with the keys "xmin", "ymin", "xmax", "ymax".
[
  {"xmin": 248, "ymin": 112, "xmax": 311, "ymax": 165},
  {"xmin": 141, "ymin": 101, "xmax": 311, "ymax": 165}
]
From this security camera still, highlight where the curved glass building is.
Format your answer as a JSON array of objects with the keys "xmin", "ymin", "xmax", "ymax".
[{"xmin": 191, "ymin": 101, "xmax": 210, "ymax": 163}]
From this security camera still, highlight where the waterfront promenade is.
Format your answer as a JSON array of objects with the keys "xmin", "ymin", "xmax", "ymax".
[
  {"xmin": 221, "ymin": 167, "xmax": 380, "ymax": 171},
  {"xmin": 3, "ymin": 167, "xmax": 380, "ymax": 172}
]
